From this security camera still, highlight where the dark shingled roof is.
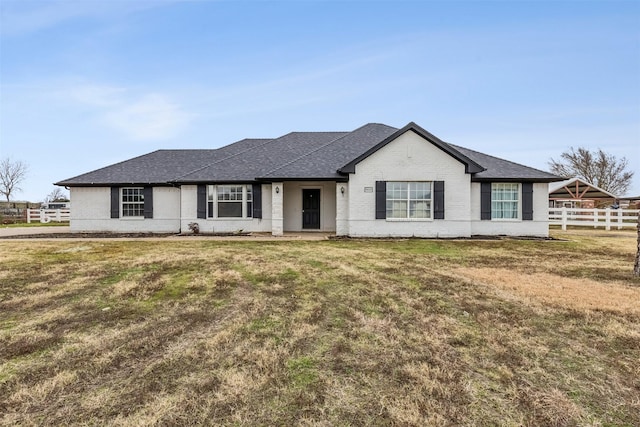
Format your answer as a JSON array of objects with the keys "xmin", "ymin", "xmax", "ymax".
[
  {"xmin": 55, "ymin": 138, "xmax": 271, "ymax": 186},
  {"xmin": 450, "ymin": 144, "xmax": 560, "ymax": 182},
  {"xmin": 175, "ymin": 131, "xmax": 349, "ymax": 182},
  {"xmin": 55, "ymin": 122, "xmax": 561, "ymax": 186},
  {"xmin": 259, "ymin": 123, "xmax": 397, "ymax": 180}
]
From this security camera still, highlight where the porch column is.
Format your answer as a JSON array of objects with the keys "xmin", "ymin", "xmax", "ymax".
[
  {"xmin": 336, "ymin": 182, "xmax": 349, "ymax": 236},
  {"xmin": 272, "ymin": 182, "xmax": 284, "ymax": 236}
]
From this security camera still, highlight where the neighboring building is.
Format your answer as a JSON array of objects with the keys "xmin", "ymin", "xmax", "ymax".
[
  {"xmin": 548, "ymin": 177, "xmax": 617, "ymax": 209},
  {"xmin": 617, "ymin": 196, "xmax": 640, "ymax": 209},
  {"xmin": 43, "ymin": 200, "xmax": 71, "ymax": 210},
  {"xmin": 55, "ymin": 122, "xmax": 560, "ymax": 237}
]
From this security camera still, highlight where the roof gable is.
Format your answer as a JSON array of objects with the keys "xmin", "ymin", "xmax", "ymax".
[
  {"xmin": 549, "ymin": 177, "xmax": 617, "ymax": 199},
  {"xmin": 338, "ymin": 122, "xmax": 485, "ymax": 174}
]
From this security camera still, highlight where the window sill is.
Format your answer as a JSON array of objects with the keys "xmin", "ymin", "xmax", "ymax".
[
  {"xmin": 206, "ymin": 218, "xmax": 254, "ymax": 221},
  {"xmin": 120, "ymin": 217, "xmax": 145, "ymax": 220},
  {"xmin": 385, "ymin": 218, "xmax": 433, "ymax": 222}
]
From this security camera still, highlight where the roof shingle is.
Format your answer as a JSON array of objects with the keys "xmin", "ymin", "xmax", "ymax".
[{"xmin": 55, "ymin": 122, "xmax": 561, "ymax": 186}]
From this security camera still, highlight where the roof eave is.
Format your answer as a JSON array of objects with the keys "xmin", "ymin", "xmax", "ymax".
[
  {"xmin": 255, "ymin": 176, "xmax": 349, "ymax": 182},
  {"xmin": 55, "ymin": 181, "xmax": 174, "ymax": 187},
  {"xmin": 471, "ymin": 176, "xmax": 561, "ymax": 183}
]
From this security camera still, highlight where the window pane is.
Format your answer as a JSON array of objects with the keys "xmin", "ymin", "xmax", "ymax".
[
  {"xmin": 121, "ymin": 187, "xmax": 144, "ymax": 217},
  {"xmin": 491, "ymin": 183, "xmax": 519, "ymax": 219},
  {"xmin": 214, "ymin": 185, "xmax": 251, "ymax": 218},
  {"xmin": 385, "ymin": 181, "xmax": 432, "ymax": 219},
  {"xmin": 218, "ymin": 202, "xmax": 242, "ymax": 217},
  {"xmin": 410, "ymin": 200, "xmax": 431, "ymax": 218},
  {"xmin": 387, "ymin": 200, "xmax": 407, "ymax": 218}
]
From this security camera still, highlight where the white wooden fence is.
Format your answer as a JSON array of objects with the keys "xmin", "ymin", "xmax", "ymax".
[
  {"xmin": 27, "ymin": 209, "xmax": 71, "ymax": 223},
  {"xmin": 549, "ymin": 207, "xmax": 639, "ymax": 231}
]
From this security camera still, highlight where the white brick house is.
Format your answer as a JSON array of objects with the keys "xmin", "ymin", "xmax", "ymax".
[{"xmin": 56, "ymin": 122, "xmax": 560, "ymax": 237}]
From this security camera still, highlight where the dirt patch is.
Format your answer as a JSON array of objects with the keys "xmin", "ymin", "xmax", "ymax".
[{"xmin": 454, "ymin": 267, "xmax": 640, "ymax": 315}]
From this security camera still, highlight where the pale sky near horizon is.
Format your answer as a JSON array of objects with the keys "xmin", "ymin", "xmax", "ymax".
[{"xmin": 1, "ymin": 0, "xmax": 639, "ymax": 202}]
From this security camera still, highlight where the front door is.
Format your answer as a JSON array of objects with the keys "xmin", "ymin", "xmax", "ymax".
[{"xmin": 302, "ymin": 189, "xmax": 320, "ymax": 229}]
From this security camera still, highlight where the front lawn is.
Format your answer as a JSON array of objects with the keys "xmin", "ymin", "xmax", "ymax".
[{"xmin": 1, "ymin": 231, "xmax": 638, "ymax": 425}]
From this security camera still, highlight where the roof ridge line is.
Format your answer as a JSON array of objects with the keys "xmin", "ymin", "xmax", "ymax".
[
  {"xmin": 260, "ymin": 132, "xmax": 355, "ymax": 176},
  {"xmin": 261, "ymin": 123, "xmax": 391, "ymax": 176},
  {"xmin": 170, "ymin": 136, "xmax": 286, "ymax": 181}
]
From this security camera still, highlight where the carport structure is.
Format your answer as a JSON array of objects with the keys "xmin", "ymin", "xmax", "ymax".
[{"xmin": 549, "ymin": 177, "xmax": 617, "ymax": 208}]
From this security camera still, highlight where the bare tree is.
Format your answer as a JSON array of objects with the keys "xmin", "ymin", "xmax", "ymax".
[
  {"xmin": 0, "ymin": 158, "xmax": 28, "ymax": 203},
  {"xmin": 45, "ymin": 187, "xmax": 69, "ymax": 203},
  {"xmin": 549, "ymin": 147, "xmax": 634, "ymax": 196}
]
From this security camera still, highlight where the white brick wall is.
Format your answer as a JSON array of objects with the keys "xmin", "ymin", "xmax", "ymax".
[
  {"xmin": 336, "ymin": 182, "xmax": 349, "ymax": 236},
  {"xmin": 70, "ymin": 186, "xmax": 181, "ymax": 233},
  {"xmin": 347, "ymin": 130, "xmax": 473, "ymax": 237},
  {"xmin": 470, "ymin": 182, "xmax": 550, "ymax": 237},
  {"xmin": 271, "ymin": 182, "xmax": 283, "ymax": 235},
  {"xmin": 180, "ymin": 184, "xmax": 272, "ymax": 234}
]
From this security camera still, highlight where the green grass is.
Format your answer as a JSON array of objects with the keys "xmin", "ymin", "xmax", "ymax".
[{"xmin": 0, "ymin": 230, "xmax": 638, "ymax": 426}]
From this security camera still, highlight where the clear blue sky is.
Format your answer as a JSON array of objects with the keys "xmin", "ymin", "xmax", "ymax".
[{"xmin": 1, "ymin": 0, "xmax": 639, "ymax": 202}]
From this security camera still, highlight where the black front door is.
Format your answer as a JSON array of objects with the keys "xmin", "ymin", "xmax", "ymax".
[{"xmin": 302, "ymin": 189, "xmax": 320, "ymax": 229}]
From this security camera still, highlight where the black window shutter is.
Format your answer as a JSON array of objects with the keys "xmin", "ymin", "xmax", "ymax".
[
  {"xmin": 480, "ymin": 182, "xmax": 492, "ymax": 220},
  {"xmin": 110, "ymin": 187, "xmax": 119, "ymax": 218},
  {"xmin": 375, "ymin": 181, "xmax": 386, "ymax": 219},
  {"xmin": 143, "ymin": 186, "xmax": 153, "ymax": 219},
  {"xmin": 252, "ymin": 183, "xmax": 262, "ymax": 219},
  {"xmin": 522, "ymin": 182, "xmax": 533, "ymax": 221},
  {"xmin": 434, "ymin": 181, "xmax": 445, "ymax": 219},
  {"xmin": 197, "ymin": 184, "xmax": 206, "ymax": 219}
]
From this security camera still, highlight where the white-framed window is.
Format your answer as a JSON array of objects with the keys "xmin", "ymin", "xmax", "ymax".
[
  {"xmin": 491, "ymin": 183, "xmax": 519, "ymax": 219},
  {"xmin": 207, "ymin": 185, "xmax": 253, "ymax": 218},
  {"xmin": 121, "ymin": 187, "xmax": 144, "ymax": 217},
  {"xmin": 386, "ymin": 182, "xmax": 432, "ymax": 219}
]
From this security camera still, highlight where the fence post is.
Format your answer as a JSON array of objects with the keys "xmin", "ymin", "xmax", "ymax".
[
  {"xmin": 605, "ymin": 208, "xmax": 611, "ymax": 231},
  {"xmin": 617, "ymin": 209, "xmax": 623, "ymax": 230},
  {"xmin": 561, "ymin": 207, "xmax": 567, "ymax": 231},
  {"xmin": 27, "ymin": 209, "xmax": 31, "ymax": 224}
]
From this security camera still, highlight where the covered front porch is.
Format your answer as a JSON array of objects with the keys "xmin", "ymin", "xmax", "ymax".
[{"xmin": 269, "ymin": 181, "xmax": 347, "ymax": 236}]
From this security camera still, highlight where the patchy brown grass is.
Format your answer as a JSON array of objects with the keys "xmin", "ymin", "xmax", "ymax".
[
  {"xmin": 454, "ymin": 268, "xmax": 640, "ymax": 315},
  {"xmin": 0, "ymin": 229, "xmax": 638, "ymax": 426}
]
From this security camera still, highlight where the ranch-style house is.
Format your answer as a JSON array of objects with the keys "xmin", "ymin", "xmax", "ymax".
[{"xmin": 56, "ymin": 122, "xmax": 560, "ymax": 237}]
